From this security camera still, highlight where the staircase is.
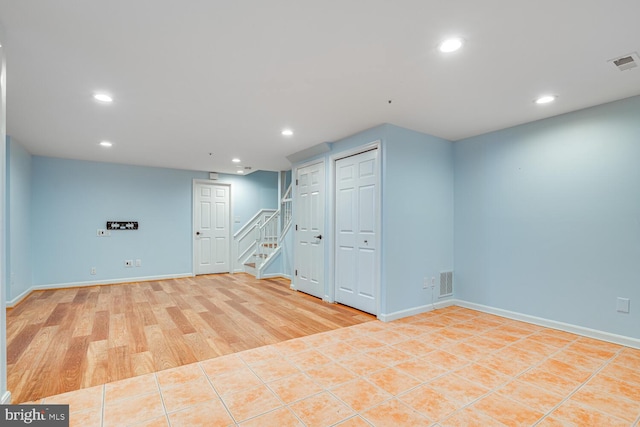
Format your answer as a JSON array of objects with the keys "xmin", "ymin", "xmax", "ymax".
[{"xmin": 234, "ymin": 184, "xmax": 292, "ymax": 278}]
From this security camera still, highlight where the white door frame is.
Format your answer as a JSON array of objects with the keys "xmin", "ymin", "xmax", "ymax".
[
  {"xmin": 328, "ymin": 141, "xmax": 382, "ymax": 317},
  {"xmin": 192, "ymin": 179, "xmax": 232, "ymax": 275},
  {"xmin": 292, "ymin": 158, "xmax": 326, "ymax": 296}
]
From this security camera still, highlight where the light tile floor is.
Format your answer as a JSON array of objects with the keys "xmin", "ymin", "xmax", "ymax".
[{"xmin": 27, "ymin": 306, "xmax": 640, "ymax": 426}]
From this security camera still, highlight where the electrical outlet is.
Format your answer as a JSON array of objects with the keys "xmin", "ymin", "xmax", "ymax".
[
  {"xmin": 124, "ymin": 260, "xmax": 133, "ymax": 267},
  {"xmin": 617, "ymin": 297, "xmax": 630, "ymax": 313},
  {"xmin": 90, "ymin": 267, "xmax": 96, "ymax": 275},
  {"xmin": 135, "ymin": 259, "xmax": 142, "ymax": 267},
  {"xmin": 97, "ymin": 229, "xmax": 106, "ymax": 236}
]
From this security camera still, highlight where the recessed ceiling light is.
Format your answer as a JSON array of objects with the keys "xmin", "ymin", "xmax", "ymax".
[
  {"xmin": 99, "ymin": 141, "xmax": 113, "ymax": 147},
  {"xmin": 281, "ymin": 129, "xmax": 294, "ymax": 136},
  {"xmin": 232, "ymin": 158, "xmax": 241, "ymax": 163},
  {"xmin": 237, "ymin": 170, "xmax": 244, "ymax": 174},
  {"xmin": 438, "ymin": 38, "xmax": 464, "ymax": 53},
  {"xmin": 93, "ymin": 93, "xmax": 113, "ymax": 103},
  {"xmin": 535, "ymin": 95, "xmax": 557, "ymax": 104}
]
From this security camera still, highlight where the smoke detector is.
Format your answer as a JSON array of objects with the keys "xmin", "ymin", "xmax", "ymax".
[{"xmin": 608, "ymin": 52, "xmax": 639, "ymax": 71}]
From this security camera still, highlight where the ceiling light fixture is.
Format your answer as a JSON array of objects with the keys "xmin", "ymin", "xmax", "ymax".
[
  {"xmin": 438, "ymin": 38, "xmax": 464, "ymax": 53},
  {"xmin": 237, "ymin": 170, "xmax": 244, "ymax": 174},
  {"xmin": 93, "ymin": 93, "xmax": 113, "ymax": 103},
  {"xmin": 281, "ymin": 129, "xmax": 294, "ymax": 136},
  {"xmin": 99, "ymin": 141, "xmax": 113, "ymax": 147},
  {"xmin": 535, "ymin": 95, "xmax": 557, "ymax": 104},
  {"xmin": 232, "ymin": 158, "xmax": 241, "ymax": 163}
]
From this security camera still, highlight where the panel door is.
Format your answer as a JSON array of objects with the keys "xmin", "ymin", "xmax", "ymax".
[
  {"xmin": 335, "ymin": 149, "xmax": 378, "ymax": 314},
  {"xmin": 295, "ymin": 162, "xmax": 325, "ymax": 298},
  {"xmin": 194, "ymin": 182, "xmax": 230, "ymax": 274}
]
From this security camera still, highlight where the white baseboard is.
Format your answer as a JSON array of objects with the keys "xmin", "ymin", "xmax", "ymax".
[
  {"xmin": 454, "ymin": 299, "xmax": 640, "ymax": 350},
  {"xmin": 7, "ymin": 273, "xmax": 194, "ymax": 308},
  {"xmin": 1, "ymin": 391, "xmax": 11, "ymax": 404},
  {"xmin": 260, "ymin": 273, "xmax": 289, "ymax": 279},
  {"xmin": 7, "ymin": 287, "xmax": 32, "ymax": 308},
  {"xmin": 378, "ymin": 298, "xmax": 456, "ymax": 322}
]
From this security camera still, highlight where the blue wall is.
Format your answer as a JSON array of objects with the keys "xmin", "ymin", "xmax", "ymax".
[
  {"xmin": 24, "ymin": 156, "xmax": 277, "ymax": 287},
  {"xmin": 6, "ymin": 137, "xmax": 31, "ymax": 300},
  {"xmin": 384, "ymin": 125, "xmax": 454, "ymax": 314},
  {"xmin": 292, "ymin": 124, "xmax": 454, "ymax": 317},
  {"xmin": 454, "ymin": 96, "xmax": 640, "ymax": 339},
  {"xmin": 220, "ymin": 171, "xmax": 279, "ymax": 234},
  {"xmin": 32, "ymin": 157, "xmax": 202, "ymax": 285}
]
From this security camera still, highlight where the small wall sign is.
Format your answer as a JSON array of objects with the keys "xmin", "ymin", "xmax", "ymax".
[{"xmin": 107, "ymin": 221, "xmax": 139, "ymax": 230}]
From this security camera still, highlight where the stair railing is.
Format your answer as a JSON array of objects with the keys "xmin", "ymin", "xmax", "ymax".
[
  {"xmin": 233, "ymin": 209, "xmax": 276, "ymax": 271},
  {"xmin": 255, "ymin": 210, "xmax": 280, "ymax": 266},
  {"xmin": 281, "ymin": 183, "xmax": 293, "ymax": 238},
  {"xmin": 241, "ymin": 183, "xmax": 293, "ymax": 273}
]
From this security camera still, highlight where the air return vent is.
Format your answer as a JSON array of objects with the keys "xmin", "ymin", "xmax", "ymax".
[
  {"xmin": 609, "ymin": 52, "xmax": 639, "ymax": 71},
  {"xmin": 440, "ymin": 271, "xmax": 453, "ymax": 297}
]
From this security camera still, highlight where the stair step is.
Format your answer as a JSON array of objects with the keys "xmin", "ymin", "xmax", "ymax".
[
  {"xmin": 262, "ymin": 243, "xmax": 278, "ymax": 248},
  {"xmin": 244, "ymin": 262, "xmax": 256, "ymax": 268},
  {"xmin": 255, "ymin": 254, "xmax": 268, "ymax": 259}
]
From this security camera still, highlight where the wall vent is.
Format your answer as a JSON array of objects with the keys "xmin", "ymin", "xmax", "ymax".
[
  {"xmin": 609, "ymin": 52, "xmax": 639, "ymax": 71},
  {"xmin": 440, "ymin": 271, "xmax": 453, "ymax": 297}
]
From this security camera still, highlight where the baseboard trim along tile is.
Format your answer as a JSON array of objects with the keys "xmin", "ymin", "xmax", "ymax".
[{"xmin": 455, "ymin": 299, "xmax": 640, "ymax": 350}]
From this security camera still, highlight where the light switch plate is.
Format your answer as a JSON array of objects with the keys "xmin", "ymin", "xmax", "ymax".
[{"xmin": 617, "ymin": 297, "xmax": 630, "ymax": 313}]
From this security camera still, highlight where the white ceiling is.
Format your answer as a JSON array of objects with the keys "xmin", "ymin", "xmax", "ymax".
[{"xmin": 1, "ymin": 1, "xmax": 639, "ymax": 174}]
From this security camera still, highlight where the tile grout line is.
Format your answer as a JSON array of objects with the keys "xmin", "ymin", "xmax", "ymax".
[
  {"xmin": 153, "ymin": 372, "xmax": 172, "ymax": 427},
  {"xmin": 250, "ymin": 341, "xmax": 340, "ymax": 426},
  {"xmin": 197, "ymin": 358, "xmax": 242, "ymax": 426},
  {"xmin": 322, "ymin": 323, "xmax": 477, "ymax": 425},
  {"xmin": 443, "ymin": 318, "xmax": 599, "ymax": 425},
  {"xmin": 100, "ymin": 384, "xmax": 105, "ymax": 427},
  {"xmin": 345, "ymin": 317, "xmax": 480, "ymax": 425},
  {"xmin": 536, "ymin": 341, "xmax": 626, "ymax": 425},
  {"xmin": 389, "ymin": 313, "xmax": 568, "ymax": 425},
  {"xmin": 531, "ymin": 345, "xmax": 634, "ymax": 426}
]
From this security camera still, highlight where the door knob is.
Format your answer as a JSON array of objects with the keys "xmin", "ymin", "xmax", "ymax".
[
  {"xmin": 196, "ymin": 231, "xmax": 201, "ymax": 236},
  {"xmin": 314, "ymin": 234, "xmax": 323, "ymax": 240}
]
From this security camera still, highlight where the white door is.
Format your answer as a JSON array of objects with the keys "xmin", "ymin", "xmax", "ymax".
[
  {"xmin": 295, "ymin": 162, "xmax": 325, "ymax": 298},
  {"xmin": 194, "ymin": 182, "xmax": 230, "ymax": 274},
  {"xmin": 335, "ymin": 149, "xmax": 379, "ymax": 314}
]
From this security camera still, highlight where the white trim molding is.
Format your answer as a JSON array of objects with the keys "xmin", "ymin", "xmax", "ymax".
[
  {"xmin": 260, "ymin": 272, "xmax": 289, "ymax": 280},
  {"xmin": 377, "ymin": 298, "xmax": 640, "ymax": 349},
  {"xmin": 1, "ymin": 391, "xmax": 11, "ymax": 404},
  {"xmin": 6, "ymin": 273, "xmax": 194, "ymax": 308},
  {"xmin": 378, "ymin": 298, "xmax": 456, "ymax": 322},
  {"xmin": 454, "ymin": 299, "xmax": 640, "ymax": 350}
]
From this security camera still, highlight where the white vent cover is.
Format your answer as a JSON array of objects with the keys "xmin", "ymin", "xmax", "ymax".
[
  {"xmin": 440, "ymin": 271, "xmax": 453, "ymax": 297},
  {"xmin": 609, "ymin": 52, "xmax": 639, "ymax": 71}
]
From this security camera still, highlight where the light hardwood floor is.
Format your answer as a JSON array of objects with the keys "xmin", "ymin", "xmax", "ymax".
[{"xmin": 6, "ymin": 273, "xmax": 374, "ymax": 403}]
